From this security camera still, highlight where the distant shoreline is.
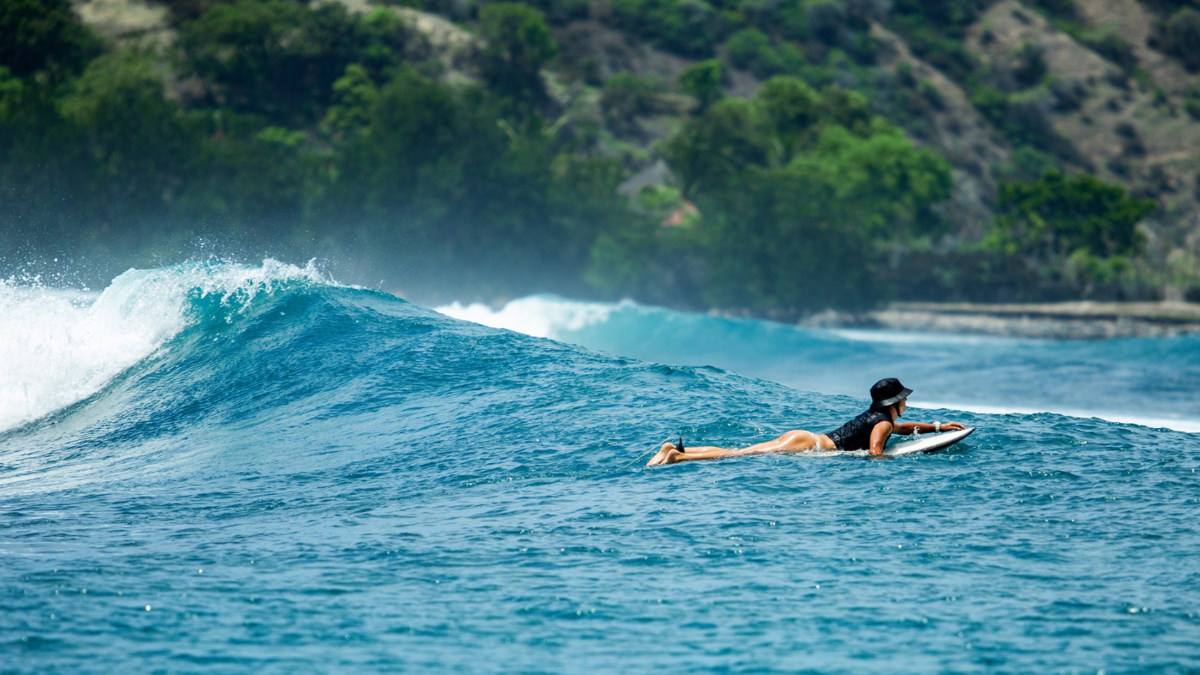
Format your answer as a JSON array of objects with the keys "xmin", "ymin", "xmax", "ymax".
[{"xmin": 808, "ymin": 301, "xmax": 1200, "ymax": 340}]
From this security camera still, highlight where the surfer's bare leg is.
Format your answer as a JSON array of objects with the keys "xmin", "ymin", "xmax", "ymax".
[
  {"xmin": 647, "ymin": 430, "xmax": 831, "ymax": 466},
  {"xmin": 646, "ymin": 441, "xmax": 726, "ymax": 466},
  {"xmin": 646, "ymin": 441, "xmax": 684, "ymax": 466}
]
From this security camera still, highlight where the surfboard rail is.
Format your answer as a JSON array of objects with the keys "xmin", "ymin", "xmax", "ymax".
[{"xmin": 883, "ymin": 427, "xmax": 976, "ymax": 457}]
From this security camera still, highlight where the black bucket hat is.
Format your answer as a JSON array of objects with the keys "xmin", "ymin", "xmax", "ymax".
[{"xmin": 870, "ymin": 377, "xmax": 913, "ymax": 410}]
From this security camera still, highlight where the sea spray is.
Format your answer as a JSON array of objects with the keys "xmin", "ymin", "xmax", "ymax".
[
  {"xmin": 0, "ymin": 260, "xmax": 332, "ymax": 433},
  {"xmin": 437, "ymin": 295, "xmax": 633, "ymax": 338}
]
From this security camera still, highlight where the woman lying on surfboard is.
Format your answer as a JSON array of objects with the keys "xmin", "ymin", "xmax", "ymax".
[{"xmin": 647, "ymin": 377, "xmax": 965, "ymax": 466}]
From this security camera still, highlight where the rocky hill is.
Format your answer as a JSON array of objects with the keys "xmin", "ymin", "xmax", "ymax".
[
  {"xmin": 967, "ymin": 1, "xmax": 1200, "ymax": 260},
  {"xmin": 530, "ymin": 0, "xmax": 1200, "ymax": 294},
  {"xmin": 45, "ymin": 0, "xmax": 1200, "ymax": 304}
]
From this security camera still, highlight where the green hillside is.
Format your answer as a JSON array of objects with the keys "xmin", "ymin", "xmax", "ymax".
[{"xmin": 3, "ymin": 0, "xmax": 1199, "ymax": 314}]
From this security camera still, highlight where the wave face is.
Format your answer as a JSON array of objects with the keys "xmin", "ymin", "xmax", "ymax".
[
  {"xmin": 0, "ymin": 261, "xmax": 328, "ymax": 434},
  {"xmin": 439, "ymin": 295, "xmax": 1200, "ymax": 431},
  {"xmin": 3, "ymin": 265, "xmax": 1199, "ymax": 672}
]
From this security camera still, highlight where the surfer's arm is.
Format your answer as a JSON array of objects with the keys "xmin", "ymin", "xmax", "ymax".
[
  {"xmin": 868, "ymin": 421, "xmax": 894, "ymax": 456},
  {"xmin": 893, "ymin": 421, "xmax": 966, "ymax": 435}
]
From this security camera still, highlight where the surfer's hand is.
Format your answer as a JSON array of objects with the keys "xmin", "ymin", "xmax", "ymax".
[{"xmin": 941, "ymin": 422, "xmax": 965, "ymax": 431}]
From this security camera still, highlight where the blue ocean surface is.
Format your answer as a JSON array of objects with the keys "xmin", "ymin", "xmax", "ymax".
[
  {"xmin": 2, "ymin": 261, "xmax": 1198, "ymax": 672},
  {"xmin": 440, "ymin": 295, "xmax": 1200, "ymax": 432}
]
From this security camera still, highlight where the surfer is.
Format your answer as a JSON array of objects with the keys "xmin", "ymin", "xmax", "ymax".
[{"xmin": 647, "ymin": 377, "xmax": 965, "ymax": 465}]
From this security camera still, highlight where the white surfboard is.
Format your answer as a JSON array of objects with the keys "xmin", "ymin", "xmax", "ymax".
[{"xmin": 883, "ymin": 427, "xmax": 975, "ymax": 457}]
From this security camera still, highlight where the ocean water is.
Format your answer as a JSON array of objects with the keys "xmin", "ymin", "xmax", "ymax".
[
  {"xmin": 440, "ymin": 295, "xmax": 1200, "ymax": 432},
  {"xmin": 2, "ymin": 262, "xmax": 1198, "ymax": 672}
]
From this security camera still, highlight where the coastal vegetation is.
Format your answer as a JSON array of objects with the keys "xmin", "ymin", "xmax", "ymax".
[{"xmin": 2, "ymin": 0, "xmax": 1198, "ymax": 313}]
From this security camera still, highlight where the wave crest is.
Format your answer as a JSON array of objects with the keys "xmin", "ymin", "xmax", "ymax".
[
  {"xmin": 436, "ymin": 295, "xmax": 631, "ymax": 338},
  {"xmin": 0, "ymin": 259, "xmax": 335, "ymax": 433}
]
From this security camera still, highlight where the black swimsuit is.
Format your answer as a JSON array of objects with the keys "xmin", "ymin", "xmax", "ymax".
[{"xmin": 826, "ymin": 409, "xmax": 891, "ymax": 450}]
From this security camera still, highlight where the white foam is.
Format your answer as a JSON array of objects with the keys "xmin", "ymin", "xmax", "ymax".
[
  {"xmin": 827, "ymin": 328, "xmax": 1041, "ymax": 346},
  {"xmin": 918, "ymin": 400, "xmax": 1200, "ymax": 434},
  {"xmin": 0, "ymin": 259, "xmax": 330, "ymax": 433},
  {"xmin": 436, "ymin": 295, "xmax": 632, "ymax": 339}
]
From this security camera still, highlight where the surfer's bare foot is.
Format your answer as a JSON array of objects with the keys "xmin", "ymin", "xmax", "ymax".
[{"xmin": 647, "ymin": 442, "xmax": 682, "ymax": 466}]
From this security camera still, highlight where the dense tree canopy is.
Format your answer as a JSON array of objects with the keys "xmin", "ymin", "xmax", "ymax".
[
  {"xmin": 645, "ymin": 76, "xmax": 954, "ymax": 312},
  {"xmin": 178, "ymin": 0, "xmax": 411, "ymax": 126},
  {"xmin": 479, "ymin": 3, "xmax": 557, "ymax": 115},
  {"xmin": 0, "ymin": 0, "xmax": 1174, "ymax": 310},
  {"xmin": 0, "ymin": 0, "xmax": 100, "ymax": 78},
  {"xmin": 989, "ymin": 171, "xmax": 1155, "ymax": 261}
]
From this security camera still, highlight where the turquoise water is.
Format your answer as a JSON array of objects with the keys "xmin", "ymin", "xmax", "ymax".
[
  {"xmin": 2, "ymin": 262, "xmax": 1198, "ymax": 671},
  {"xmin": 441, "ymin": 295, "xmax": 1200, "ymax": 432}
]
